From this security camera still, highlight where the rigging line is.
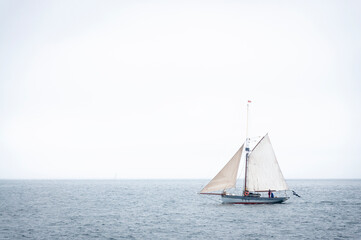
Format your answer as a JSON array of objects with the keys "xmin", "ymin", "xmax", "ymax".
[
  {"xmin": 236, "ymin": 136, "xmax": 258, "ymax": 182},
  {"xmin": 198, "ymin": 192, "xmax": 223, "ymax": 203},
  {"xmin": 249, "ymin": 133, "xmax": 267, "ymax": 154},
  {"xmin": 236, "ymin": 146, "xmax": 246, "ymax": 190},
  {"xmin": 236, "ymin": 158, "xmax": 245, "ymax": 182},
  {"xmin": 237, "ymin": 164, "xmax": 245, "ymax": 180}
]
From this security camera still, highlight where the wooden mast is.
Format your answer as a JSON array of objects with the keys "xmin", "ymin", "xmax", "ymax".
[{"xmin": 244, "ymin": 100, "xmax": 251, "ymax": 195}]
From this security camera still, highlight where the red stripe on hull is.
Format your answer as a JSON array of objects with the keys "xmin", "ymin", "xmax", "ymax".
[{"xmin": 228, "ymin": 202, "xmax": 274, "ymax": 204}]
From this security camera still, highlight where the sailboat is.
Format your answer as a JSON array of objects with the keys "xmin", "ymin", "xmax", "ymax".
[{"xmin": 199, "ymin": 101, "xmax": 290, "ymax": 204}]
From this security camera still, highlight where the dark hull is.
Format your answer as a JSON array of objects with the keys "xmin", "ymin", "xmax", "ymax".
[{"xmin": 222, "ymin": 195, "xmax": 289, "ymax": 204}]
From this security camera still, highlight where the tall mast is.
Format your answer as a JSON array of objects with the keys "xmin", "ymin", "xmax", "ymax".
[{"xmin": 244, "ymin": 100, "xmax": 251, "ymax": 194}]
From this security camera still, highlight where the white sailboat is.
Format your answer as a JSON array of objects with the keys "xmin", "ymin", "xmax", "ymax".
[{"xmin": 200, "ymin": 101, "xmax": 290, "ymax": 204}]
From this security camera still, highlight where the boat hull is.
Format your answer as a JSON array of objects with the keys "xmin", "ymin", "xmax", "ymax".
[{"xmin": 222, "ymin": 195, "xmax": 289, "ymax": 204}]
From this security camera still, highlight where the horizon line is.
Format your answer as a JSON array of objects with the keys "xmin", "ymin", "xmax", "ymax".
[{"xmin": 0, "ymin": 178, "xmax": 360, "ymax": 180}]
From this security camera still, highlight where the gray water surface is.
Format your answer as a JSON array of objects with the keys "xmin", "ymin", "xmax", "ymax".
[{"xmin": 1, "ymin": 180, "xmax": 360, "ymax": 239}]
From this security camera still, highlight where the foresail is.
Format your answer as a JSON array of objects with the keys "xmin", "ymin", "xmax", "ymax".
[
  {"xmin": 246, "ymin": 134, "xmax": 288, "ymax": 192},
  {"xmin": 200, "ymin": 144, "xmax": 244, "ymax": 193}
]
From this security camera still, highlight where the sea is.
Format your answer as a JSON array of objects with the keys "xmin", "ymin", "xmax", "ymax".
[{"xmin": 0, "ymin": 179, "xmax": 360, "ymax": 240}]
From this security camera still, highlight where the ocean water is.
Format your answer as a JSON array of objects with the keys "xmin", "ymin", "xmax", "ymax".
[{"xmin": 0, "ymin": 180, "xmax": 360, "ymax": 240}]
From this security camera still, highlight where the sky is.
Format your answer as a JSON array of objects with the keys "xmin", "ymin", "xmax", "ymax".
[{"xmin": 0, "ymin": 0, "xmax": 360, "ymax": 179}]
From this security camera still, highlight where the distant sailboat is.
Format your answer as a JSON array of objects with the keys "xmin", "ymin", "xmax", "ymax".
[{"xmin": 200, "ymin": 101, "xmax": 290, "ymax": 204}]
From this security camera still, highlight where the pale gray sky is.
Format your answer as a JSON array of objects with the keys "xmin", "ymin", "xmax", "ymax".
[{"xmin": 1, "ymin": 0, "xmax": 360, "ymax": 179}]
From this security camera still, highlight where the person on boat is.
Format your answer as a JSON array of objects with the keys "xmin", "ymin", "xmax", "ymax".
[
  {"xmin": 268, "ymin": 189, "xmax": 271, "ymax": 198},
  {"xmin": 271, "ymin": 192, "xmax": 274, "ymax": 198}
]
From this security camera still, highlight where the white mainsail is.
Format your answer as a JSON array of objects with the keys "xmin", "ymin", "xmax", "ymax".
[
  {"xmin": 200, "ymin": 144, "xmax": 244, "ymax": 193},
  {"xmin": 246, "ymin": 134, "xmax": 288, "ymax": 192}
]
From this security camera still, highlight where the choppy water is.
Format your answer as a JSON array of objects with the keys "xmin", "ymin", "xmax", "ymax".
[{"xmin": 0, "ymin": 179, "xmax": 360, "ymax": 239}]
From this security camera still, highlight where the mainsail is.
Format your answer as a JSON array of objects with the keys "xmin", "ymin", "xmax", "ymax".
[
  {"xmin": 246, "ymin": 134, "xmax": 289, "ymax": 192},
  {"xmin": 200, "ymin": 144, "xmax": 244, "ymax": 193}
]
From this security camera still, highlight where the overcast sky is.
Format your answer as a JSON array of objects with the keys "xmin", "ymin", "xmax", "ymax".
[{"xmin": 1, "ymin": 0, "xmax": 360, "ymax": 179}]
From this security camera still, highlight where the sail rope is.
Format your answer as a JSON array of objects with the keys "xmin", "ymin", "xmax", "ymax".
[
  {"xmin": 236, "ymin": 150, "xmax": 245, "ymax": 192},
  {"xmin": 200, "ymin": 193, "xmax": 224, "ymax": 204},
  {"xmin": 236, "ymin": 136, "xmax": 261, "ymax": 192}
]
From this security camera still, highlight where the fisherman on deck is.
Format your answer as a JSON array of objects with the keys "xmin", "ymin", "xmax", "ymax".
[{"xmin": 268, "ymin": 189, "xmax": 271, "ymax": 198}]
